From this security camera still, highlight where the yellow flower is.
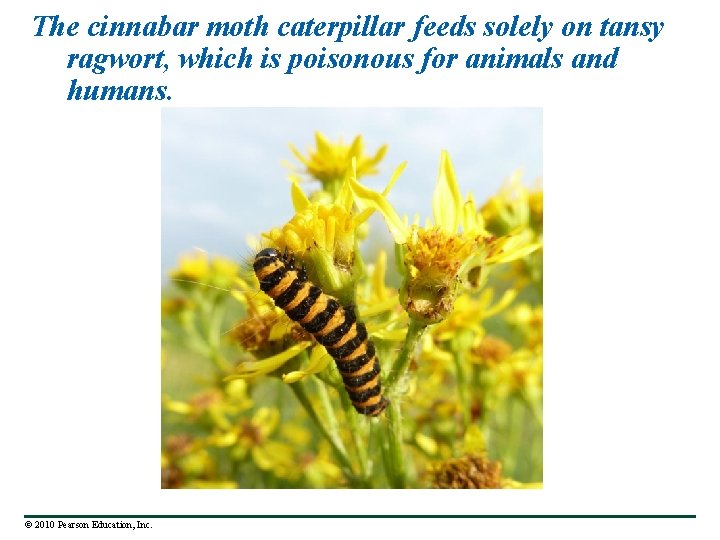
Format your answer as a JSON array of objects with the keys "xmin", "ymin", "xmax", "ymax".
[
  {"xmin": 298, "ymin": 440, "xmax": 343, "ymax": 488},
  {"xmin": 281, "ymin": 345, "xmax": 334, "ymax": 384},
  {"xmin": 492, "ymin": 348, "xmax": 543, "ymax": 399},
  {"xmin": 161, "ymin": 434, "xmax": 223, "ymax": 487},
  {"xmin": 220, "ymin": 407, "xmax": 301, "ymax": 481},
  {"xmin": 412, "ymin": 287, "xmax": 513, "ymax": 383},
  {"xmin": 351, "ymin": 151, "xmax": 539, "ymax": 324},
  {"xmin": 528, "ymin": 190, "xmax": 543, "ymax": 230},
  {"xmin": 415, "ymin": 288, "xmax": 515, "ymax": 385},
  {"xmin": 162, "ymin": 380, "xmax": 253, "ymax": 432},
  {"xmin": 224, "ymin": 274, "xmax": 310, "ymax": 361},
  {"xmin": 170, "ymin": 250, "xmax": 210, "ymax": 285},
  {"xmin": 463, "ymin": 424, "xmax": 487, "ymax": 454},
  {"xmin": 262, "ymin": 175, "xmax": 356, "ymax": 301},
  {"xmin": 506, "ymin": 303, "xmax": 543, "ymax": 350},
  {"xmin": 225, "ymin": 341, "xmax": 313, "ymax": 381},
  {"xmin": 266, "ymin": 195, "xmax": 355, "ymax": 290},
  {"xmin": 161, "ymin": 296, "xmax": 193, "ymax": 316},
  {"xmin": 263, "ymin": 161, "xmax": 405, "ymax": 305},
  {"xmin": 481, "ymin": 175, "xmax": 543, "ymax": 288},
  {"xmin": 170, "ymin": 250, "xmax": 240, "ymax": 289},
  {"xmin": 430, "ymin": 288, "xmax": 518, "ymax": 343},
  {"xmin": 480, "ymin": 171, "xmax": 540, "ymax": 236},
  {"xmin": 290, "ymin": 132, "xmax": 387, "ymax": 191},
  {"xmin": 164, "ymin": 434, "xmax": 195, "ymax": 456},
  {"xmin": 229, "ymin": 309, "xmax": 287, "ymax": 353}
]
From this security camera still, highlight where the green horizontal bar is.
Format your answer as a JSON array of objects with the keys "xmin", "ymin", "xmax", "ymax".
[{"xmin": 24, "ymin": 515, "xmax": 696, "ymax": 519}]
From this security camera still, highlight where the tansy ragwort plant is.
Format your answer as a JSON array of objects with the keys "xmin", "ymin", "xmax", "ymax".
[{"xmin": 161, "ymin": 133, "xmax": 543, "ymax": 488}]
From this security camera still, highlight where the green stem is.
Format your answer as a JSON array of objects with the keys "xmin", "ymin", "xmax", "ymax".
[
  {"xmin": 186, "ymin": 290, "xmax": 233, "ymax": 373},
  {"xmin": 517, "ymin": 398, "xmax": 534, "ymax": 481},
  {"xmin": 505, "ymin": 395, "xmax": 523, "ymax": 477},
  {"xmin": 314, "ymin": 379, "xmax": 348, "ymax": 461},
  {"xmin": 386, "ymin": 398, "xmax": 406, "ymax": 488},
  {"xmin": 471, "ymin": 364, "xmax": 488, "ymax": 426},
  {"xmin": 373, "ymin": 420, "xmax": 391, "ymax": 486},
  {"xmin": 340, "ymin": 391, "xmax": 371, "ymax": 482},
  {"xmin": 289, "ymin": 381, "xmax": 355, "ymax": 480},
  {"xmin": 325, "ymin": 177, "xmax": 343, "ymax": 199},
  {"xmin": 207, "ymin": 296, "xmax": 225, "ymax": 347},
  {"xmin": 380, "ymin": 319, "xmax": 427, "ymax": 488},
  {"xmin": 452, "ymin": 347, "xmax": 471, "ymax": 430},
  {"xmin": 209, "ymin": 350, "xmax": 233, "ymax": 374},
  {"xmin": 520, "ymin": 389, "xmax": 543, "ymax": 427},
  {"xmin": 385, "ymin": 318, "xmax": 426, "ymax": 392}
]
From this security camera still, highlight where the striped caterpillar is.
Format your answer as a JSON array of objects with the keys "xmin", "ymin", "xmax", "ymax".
[{"xmin": 253, "ymin": 248, "xmax": 389, "ymax": 416}]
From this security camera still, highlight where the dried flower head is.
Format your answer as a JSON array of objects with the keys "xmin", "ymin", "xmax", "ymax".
[
  {"xmin": 430, "ymin": 454, "xmax": 503, "ymax": 489},
  {"xmin": 472, "ymin": 335, "xmax": 513, "ymax": 366}
]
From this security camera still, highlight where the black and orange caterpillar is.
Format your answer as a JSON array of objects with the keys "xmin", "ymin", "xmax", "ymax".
[{"xmin": 253, "ymin": 247, "xmax": 389, "ymax": 416}]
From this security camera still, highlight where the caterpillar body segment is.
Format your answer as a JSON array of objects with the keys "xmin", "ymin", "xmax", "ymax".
[{"xmin": 253, "ymin": 248, "xmax": 389, "ymax": 416}]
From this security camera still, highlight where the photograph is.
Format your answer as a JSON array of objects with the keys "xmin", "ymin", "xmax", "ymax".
[{"xmin": 161, "ymin": 108, "xmax": 543, "ymax": 488}]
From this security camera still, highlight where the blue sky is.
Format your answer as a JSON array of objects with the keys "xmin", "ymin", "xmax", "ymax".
[{"xmin": 161, "ymin": 108, "xmax": 542, "ymax": 277}]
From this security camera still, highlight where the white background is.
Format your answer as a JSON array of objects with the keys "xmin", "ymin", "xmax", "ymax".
[{"xmin": 2, "ymin": 0, "xmax": 718, "ymax": 538}]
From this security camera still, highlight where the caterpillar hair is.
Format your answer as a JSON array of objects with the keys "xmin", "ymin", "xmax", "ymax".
[{"xmin": 253, "ymin": 247, "xmax": 389, "ymax": 416}]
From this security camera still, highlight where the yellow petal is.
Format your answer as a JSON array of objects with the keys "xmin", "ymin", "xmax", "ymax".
[
  {"xmin": 359, "ymin": 294, "xmax": 400, "ymax": 318},
  {"xmin": 313, "ymin": 216, "xmax": 326, "ymax": 249},
  {"xmin": 476, "ymin": 288, "xmax": 494, "ymax": 310},
  {"xmin": 383, "ymin": 161, "xmax": 407, "ymax": 196},
  {"xmin": 253, "ymin": 407, "xmax": 281, "ymax": 436},
  {"xmin": 336, "ymin": 165, "xmax": 355, "ymax": 212},
  {"xmin": 163, "ymin": 399, "xmax": 192, "ymax": 415},
  {"xmin": 415, "ymin": 433, "xmax": 438, "ymax": 455},
  {"xmin": 325, "ymin": 215, "xmax": 336, "ymax": 253},
  {"xmin": 350, "ymin": 176, "xmax": 407, "ymax": 244},
  {"xmin": 307, "ymin": 345, "xmax": 332, "ymax": 372},
  {"xmin": 209, "ymin": 431, "xmax": 238, "ymax": 447},
  {"xmin": 315, "ymin": 132, "xmax": 332, "ymax": 156},
  {"xmin": 372, "ymin": 144, "xmax": 389, "ymax": 166},
  {"xmin": 487, "ymin": 241, "xmax": 542, "ymax": 265},
  {"xmin": 282, "ymin": 345, "xmax": 332, "ymax": 383},
  {"xmin": 230, "ymin": 289, "xmax": 247, "ymax": 305},
  {"xmin": 224, "ymin": 342, "xmax": 312, "ymax": 381},
  {"xmin": 251, "ymin": 446, "xmax": 276, "ymax": 471},
  {"xmin": 269, "ymin": 317, "xmax": 291, "ymax": 341},
  {"xmin": 463, "ymin": 424, "xmax": 487, "ymax": 454},
  {"xmin": 289, "ymin": 143, "xmax": 311, "ymax": 168},
  {"xmin": 370, "ymin": 327, "xmax": 408, "ymax": 341},
  {"xmin": 462, "ymin": 193, "xmax": 486, "ymax": 235},
  {"xmin": 432, "ymin": 151, "xmax": 463, "ymax": 234},
  {"xmin": 483, "ymin": 289, "xmax": 518, "ymax": 318},
  {"xmin": 349, "ymin": 135, "xmax": 363, "ymax": 159},
  {"xmin": 354, "ymin": 162, "xmax": 407, "ymax": 225},
  {"xmin": 185, "ymin": 480, "xmax": 238, "ymax": 489},
  {"xmin": 245, "ymin": 234, "xmax": 262, "ymax": 253},
  {"xmin": 290, "ymin": 181, "xmax": 310, "ymax": 212},
  {"xmin": 281, "ymin": 423, "xmax": 312, "ymax": 446},
  {"xmin": 281, "ymin": 371, "xmax": 307, "ymax": 384},
  {"xmin": 371, "ymin": 250, "xmax": 388, "ymax": 299}
]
